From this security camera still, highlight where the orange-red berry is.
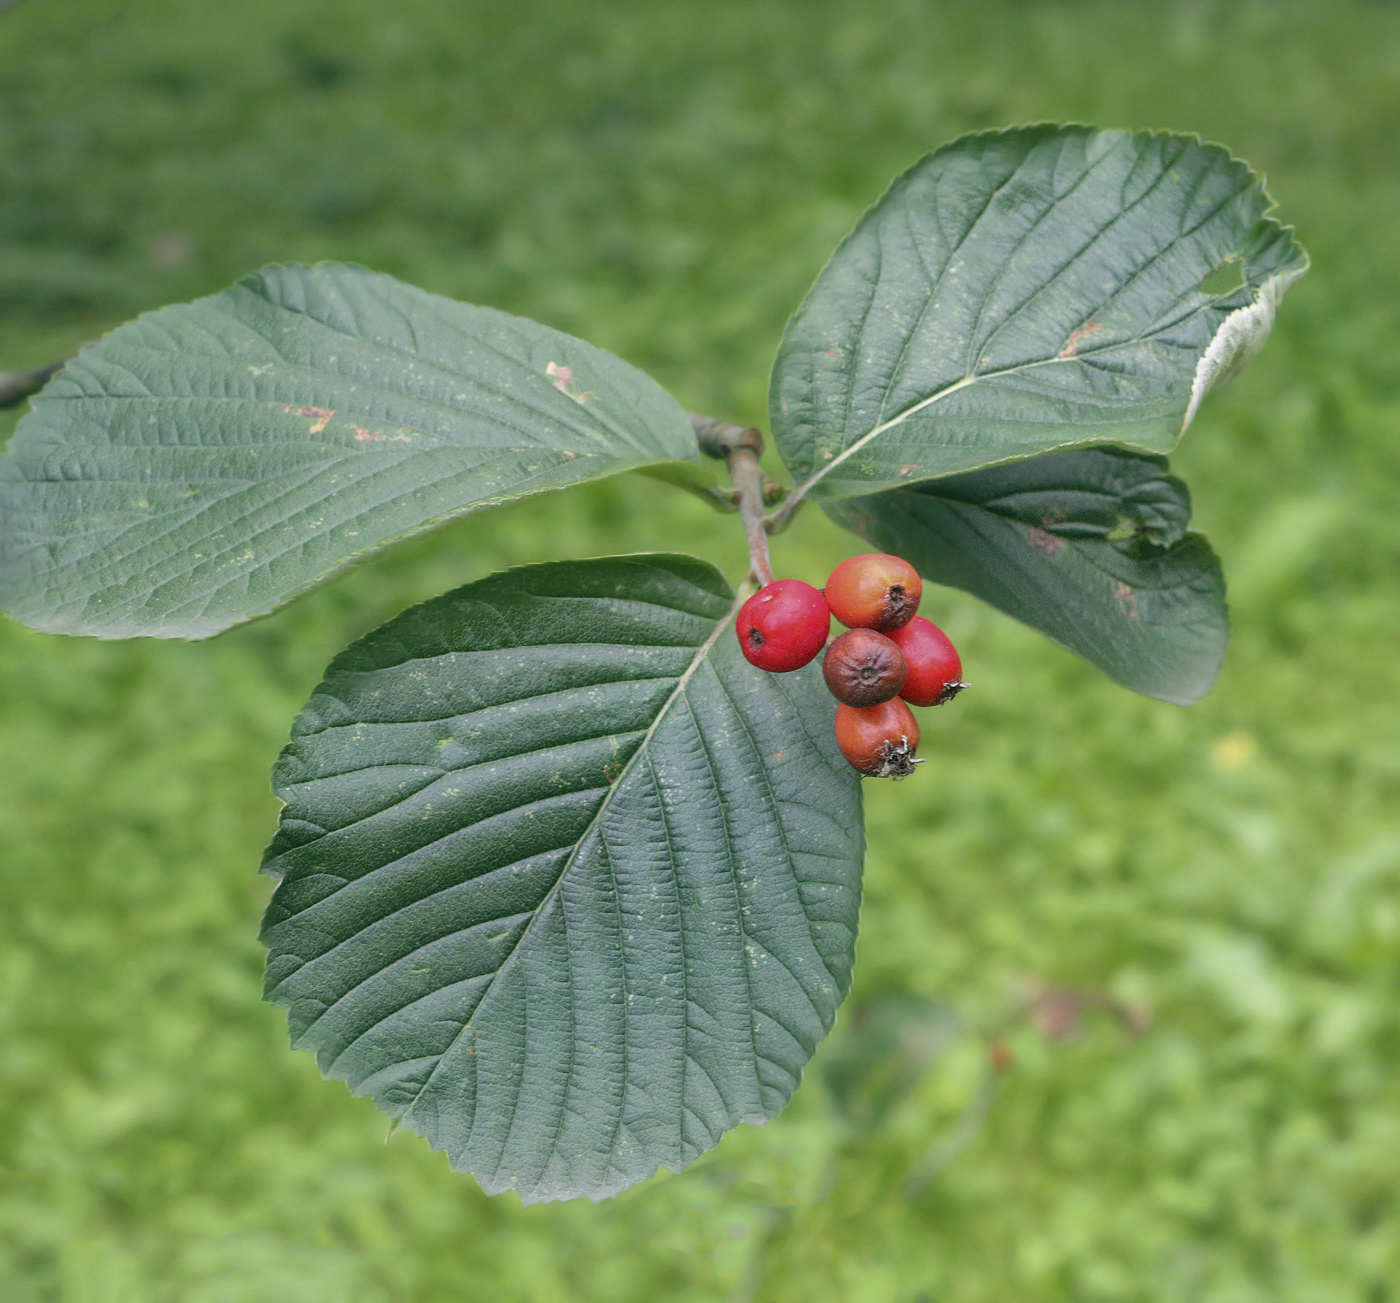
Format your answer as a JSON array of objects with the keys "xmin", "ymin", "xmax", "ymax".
[
  {"xmin": 735, "ymin": 579, "xmax": 830, "ymax": 672},
  {"xmin": 833, "ymin": 698, "xmax": 921, "ymax": 778},
  {"xmin": 822, "ymin": 628, "xmax": 907, "ymax": 707},
  {"xmin": 825, "ymin": 553, "xmax": 922, "ymax": 632},
  {"xmin": 886, "ymin": 617, "xmax": 965, "ymax": 707}
]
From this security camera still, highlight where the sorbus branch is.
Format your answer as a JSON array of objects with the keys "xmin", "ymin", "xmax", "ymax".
[{"xmin": 689, "ymin": 414, "xmax": 777, "ymax": 587}]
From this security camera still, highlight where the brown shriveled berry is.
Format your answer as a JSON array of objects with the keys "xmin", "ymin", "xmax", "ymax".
[
  {"xmin": 822, "ymin": 628, "xmax": 907, "ymax": 707},
  {"xmin": 833, "ymin": 698, "xmax": 922, "ymax": 779},
  {"xmin": 824, "ymin": 553, "xmax": 923, "ymax": 632}
]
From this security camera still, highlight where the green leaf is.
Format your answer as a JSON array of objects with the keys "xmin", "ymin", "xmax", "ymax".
[
  {"xmin": 260, "ymin": 554, "xmax": 864, "ymax": 1204},
  {"xmin": 0, "ymin": 264, "xmax": 697, "ymax": 639},
  {"xmin": 771, "ymin": 125, "xmax": 1307, "ymax": 502},
  {"xmin": 823, "ymin": 447, "xmax": 1228, "ymax": 704}
]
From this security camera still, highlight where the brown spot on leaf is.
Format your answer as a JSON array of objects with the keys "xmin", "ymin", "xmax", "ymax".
[
  {"xmin": 825, "ymin": 348, "xmax": 839, "ymax": 358},
  {"xmin": 546, "ymin": 361, "xmax": 593, "ymax": 404},
  {"xmin": 899, "ymin": 464, "xmax": 917, "ymax": 477},
  {"xmin": 1041, "ymin": 506, "xmax": 1067, "ymax": 526},
  {"xmin": 1115, "ymin": 581, "xmax": 1139, "ymax": 619},
  {"xmin": 1025, "ymin": 525, "xmax": 1064, "ymax": 556},
  {"xmin": 354, "ymin": 428, "xmax": 381, "ymax": 442},
  {"xmin": 1058, "ymin": 320, "xmax": 1103, "ymax": 359},
  {"xmin": 298, "ymin": 406, "xmax": 334, "ymax": 434}
]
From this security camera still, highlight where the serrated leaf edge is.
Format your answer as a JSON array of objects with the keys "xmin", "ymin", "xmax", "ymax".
[
  {"xmin": 1, "ymin": 263, "xmax": 701, "ymax": 640},
  {"xmin": 773, "ymin": 124, "xmax": 1307, "ymax": 511}
]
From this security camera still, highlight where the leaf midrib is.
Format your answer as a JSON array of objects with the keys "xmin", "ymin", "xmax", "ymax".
[
  {"xmin": 785, "ymin": 143, "xmax": 1290, "ymax": 508},
  {"xmin": 790, "ymin": 290, "xmax": 1228, "ymax": 505},
  {"xmin": 396, "ymin": 592, "xmax": 742, "ymax": 1131}
]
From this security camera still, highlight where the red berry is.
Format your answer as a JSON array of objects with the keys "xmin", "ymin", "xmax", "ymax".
[
  {"xmin": 735, "ymin": 579, "xmax": 830, "ymax": 672},
  {"xmin": 822, "ymin": 628, "xmax": 907, "ymax": 707},
  {"xmin": 825, "ymin": 553, "xmax": 922, "ymax": 632},
  {"xmin": 833, "ymin": 698, "xmax": 921, "ymax": 778},
  {"xmin": 887, "ymin": 617, "xmax": 965, "ymax": 707}
]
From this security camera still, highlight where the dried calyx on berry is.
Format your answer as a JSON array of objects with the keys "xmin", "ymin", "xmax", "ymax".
[
  {"xmin": 833, "ymin": 699, "xmax": 922, "ymax": 779},
  {"xmin": 737, "ymin": 553, "xmax": 961, "ymax": 779},
  {"xmin": 823, "ymin": 628, "xmax": 907, "ymax": 707},
  {"xmin": 825, "ymin": 553, "xmax": 922, "ymax": 633},
  {"xmin": 886, "ymin": 616, "xmax": 967, "ymax": 707},
  {"xmin": 734, "ymin": 579, "xmax": 830, "ymax": 673}
]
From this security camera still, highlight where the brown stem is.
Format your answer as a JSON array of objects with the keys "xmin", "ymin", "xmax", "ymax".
[
  {"xmin": 0, "ymin": 359, "xmax": 66, "ymax": 410},
  {"xmin": 689, "ymin": 415, "xmax": 774, "ymax": 586},
  {"xmin": 730, "ymin": 443, "xmax": 774, "ymax": 586}
]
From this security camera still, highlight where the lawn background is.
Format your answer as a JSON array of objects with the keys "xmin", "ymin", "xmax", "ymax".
[{"xmin": 2, "ymin": 1, "xmax": 1399, "ymax": 1299}]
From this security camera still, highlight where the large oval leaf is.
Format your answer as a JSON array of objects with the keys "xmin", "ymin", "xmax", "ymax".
[
  {"xmin": 771, "ymin": 126, "xmax": 1307, "ymax": 502},
  {"xmin": 0, "ymin": 264, "xmax": 697, "ymax": 639},
  {"xmin": 260, "ymin": 554, "xmax": 864, "ymax": 1203},
  {"xmin": 824, "ymin": 447, "xmax": 1227, "ymax": 704}
]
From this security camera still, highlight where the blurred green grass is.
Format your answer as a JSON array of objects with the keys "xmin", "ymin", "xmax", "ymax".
[{"xmin": 2, "ymin": 0, "xmax": 1399, "ymax": 1298}]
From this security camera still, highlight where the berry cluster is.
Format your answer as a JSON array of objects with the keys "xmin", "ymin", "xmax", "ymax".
[{"xmin": 735, "ymin": 553, "xmax": 966, "ymax": 779}]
